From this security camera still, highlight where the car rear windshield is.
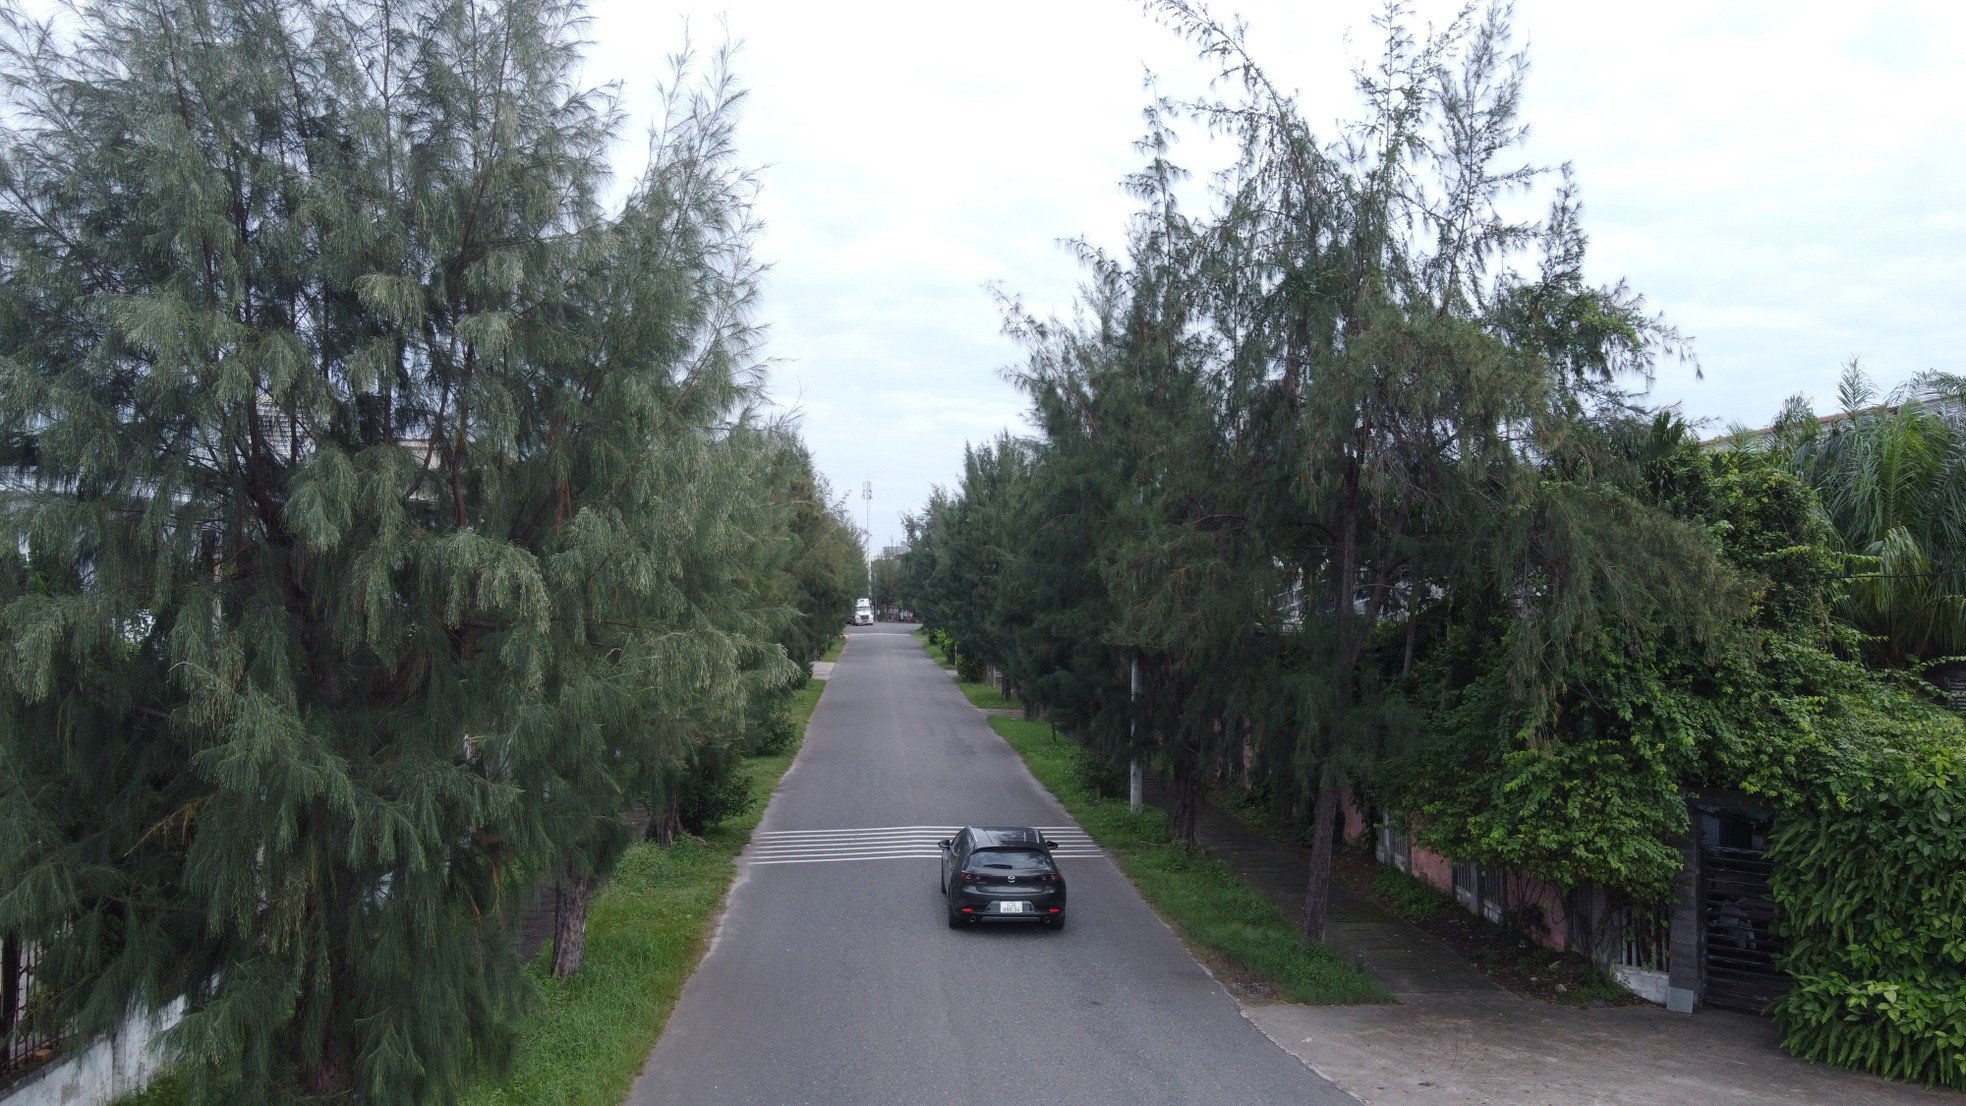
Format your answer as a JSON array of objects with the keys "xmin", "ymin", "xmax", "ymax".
[{"xmin": 968, "ymin": 848, "xmax": 1054, "ymax": 874}]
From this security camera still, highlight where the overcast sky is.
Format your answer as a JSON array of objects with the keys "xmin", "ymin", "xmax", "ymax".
[{"xmin": 591, "ymin": 1, "xmax": 1964, "ymax": 555}]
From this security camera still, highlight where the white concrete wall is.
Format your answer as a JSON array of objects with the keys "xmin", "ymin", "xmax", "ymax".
[
  {"xmin": 1614, "ymin": 965, "xmax": 1671, "ymax": 1005},
  {"xmin": 2, "ymin": 998, "xmax": 182, "ymax": 1106}
]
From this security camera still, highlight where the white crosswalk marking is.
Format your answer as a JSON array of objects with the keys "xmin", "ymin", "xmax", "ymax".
[{"xmin": 744, "ymin": 825, "xmax": 1102, "ymax": 867}]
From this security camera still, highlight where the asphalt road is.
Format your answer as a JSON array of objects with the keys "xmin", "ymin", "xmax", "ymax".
[{"xmin": 625, "ymin": 623, "xmax": 1353, "ymax": 1106}]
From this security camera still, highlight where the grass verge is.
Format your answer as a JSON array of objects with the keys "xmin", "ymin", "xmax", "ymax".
[
  {"xmin": 819, "ymin": 634, "xmax": 844, "ymax": 663},
  {"xmin": 957, "ymin": 681, "xmax": 1016, "ymax": 711},
  {"xmin": 458, "ymin": 677, "xmax": 821, "ymax": 1106},
  {"xmin": 915, "ymin": 629, "xmax": 1016, "ymax": 710},
  {"xmin": 917, "ymin": 627, "xmax": 953, "ymax": 669},
  {"xmin": 987, "ymin": 712, "xmax": 1387, "ymax": 1005},
  {"xmin": 459, "ymin": 836, "xmax": 734, "ymax": 1105},
  {"xmin": 112, "ymin": 679, "xmax": 825, "ymax": 1106}
]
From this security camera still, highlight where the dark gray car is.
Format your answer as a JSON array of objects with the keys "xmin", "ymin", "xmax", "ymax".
[{"xmin": 938, "ymin": 826, "xmax": 1067, "ymax": 929}]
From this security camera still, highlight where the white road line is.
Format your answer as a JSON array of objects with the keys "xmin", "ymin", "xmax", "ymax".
[
  {"xmin": 750, "ymin": 831, "xmax": 1094, "ymax": 844},
  {"xmin": 740, "ymin": 824, "xmax": 1102, "ymax": 867},
  {"xmin": 750, "ymin": 838, "xmax": 939, "ymax": 849},
  {"xmin": 746, "ymin": 847, "xmax": 1100, "ymax": 860},
  {"xmin": 750, "ymin": 840, "xmax": 1096, "ymax": 847},
  {"xmin": 747, "ymin": 851, "xmax": 1104, "ymax": 867},
  {"xmin": 747, "ymin": 832, "xmax": 1093, "ymax": 840},
  {"xmin": 747, "ymin": 852, "xmax": 1108, "ymax": 860},
  {"xmin": 743, "ymin": 852, "xmax": 1108, "ymax": 860}
]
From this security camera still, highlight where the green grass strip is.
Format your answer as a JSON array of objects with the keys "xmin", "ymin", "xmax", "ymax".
[
  {"xmin": 986, "ymin": 712, "xmax": 1388, "ymax": 1006},
  {"xmin": 113, "ymin": 679, "xmax": 826, "ymax": 1106},
  {"xmin": 458, "ymin": 838, "xmax": 732, "ymax": 1106},
  {"xmin": 957, "ymin": 681, "xmax": 1016, "ymax": 711},
  {"xmin": 916, "ymin": 628, "xmax": 953, "ymax": 669},
  {"xmin": 914, "ymin": 629, "xmax": 1016, "ymax": 710},
  {"xmin": 458, "ymin": 678, "xmax": 822, "ymax": 1106}
]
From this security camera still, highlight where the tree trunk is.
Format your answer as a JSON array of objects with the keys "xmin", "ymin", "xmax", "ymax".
[
  {"xmin": 1565, "ymin": 884, "xmax": 1604, "ymax": 968},
  {"xmin": 1170, "ymin": 758, "xmax": 1201, "ymax": 852},
  {"xmin": 302, "ymin": 1022, "xmax": 353, "ymax": 1098},
  {"xmin": 1, "ymin": 935, "xmax": 18, "ymax": 1038},
  {"xmin": 1240, "ymin": 717, "xmax": 1253, "ymax": 790},
  {"xmin": 1300, "ymin": 784, "xmax": 1340, "ymax": 945},
  {"xmin": 1300, "ymin": 450, "xmax": 1364, "ymax": 948},
  {"xmin": 650, "ymin": 793, "xmax": 682, "ymax": 847},
  {"xmin": 300, "ymin": 882, "xmax": 354, "ymax": 1098},
  {"xmin": 551, "ymin": 876, "xmax": 593, "ymax": 979}
]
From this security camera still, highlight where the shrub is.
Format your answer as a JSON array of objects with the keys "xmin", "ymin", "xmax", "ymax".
[
  {"xmin": 955, "ymin": 654, "xmax": 988, "ymax": 684},
  {"xmin": 677, "ymin": 756, "xmax": 753, "ymax": 836},
  {"xmin": 748, "ymin": 706, "xmax": 798, "ymax": 757},
  {"xmin": 1500, "ymin": 902, "xmax": 1550, "ymax": 948},
  {"xmin": 925, "ymin": 629, "xmax": 955, "ymax": 666},
  {"xmin": 1070, "ymin": 744, "xmax": 1130, "ymax": 802},
  {"xmin": 1768, "ymin": 702, "xmax": 1966, "ymax": 1090},
  {"xmin": 1370, "ymin": 865, "xmax": 1453, "ymax": 923}
]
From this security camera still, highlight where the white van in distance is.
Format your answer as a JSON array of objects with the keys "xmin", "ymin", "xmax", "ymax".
[{"xmin": 853, "ymin": 598, "xmax": 874, "ymax": 626}]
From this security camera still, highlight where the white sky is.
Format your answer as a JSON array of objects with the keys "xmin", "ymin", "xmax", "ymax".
[
  {"xmin": 590, "ymin": 0, "xmax": 1966, "ymax": 555},
  {"xmin": 33, "ymin": 1, "xmax": 1961, "ymax": 555}
]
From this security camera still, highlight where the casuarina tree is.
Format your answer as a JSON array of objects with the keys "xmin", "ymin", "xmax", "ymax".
[
  {"xmin": 1124, "ymin": 4, "xmax": 1706, "ymax": 942},
  {"xmin": 0, "ymin": 1, "xmax": 790, "ymax": 1101}
]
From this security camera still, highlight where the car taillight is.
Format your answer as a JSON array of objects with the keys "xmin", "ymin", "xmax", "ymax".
[{"xmin": 962, "ymin": 871, "xmax": 980, "ymax": 883}]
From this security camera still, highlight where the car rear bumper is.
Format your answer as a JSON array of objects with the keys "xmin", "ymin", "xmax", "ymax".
[{"xmin": 950, "ymin": 895, "xmax": 1065, "ymax": 922}]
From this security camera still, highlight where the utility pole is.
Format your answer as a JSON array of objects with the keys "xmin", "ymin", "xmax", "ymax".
[
  {"xmin": 862, "ymin": 481, "xmax": 874, "ymax": 600},
  {"xmin": 1128, "ymin": 485, "xmax": 1144, "ymax": 813},
  {"xmin": 1130, "ymin": 655, "xmax": 1143, "ymax": 813}
]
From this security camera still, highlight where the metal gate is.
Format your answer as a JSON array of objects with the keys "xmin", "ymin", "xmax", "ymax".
[
  {"xmin": 2, "ymin": 933, "xmax": 64, "ymax": 1090},
  {"xmin": 1700, "ymin": 822, "xmax": 1788, "ymax": 1012}
]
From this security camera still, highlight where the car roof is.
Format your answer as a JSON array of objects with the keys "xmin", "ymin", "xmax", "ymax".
[{"xmin": 962, "ymin": 826, "xmax": 1048, "ymax": 848}]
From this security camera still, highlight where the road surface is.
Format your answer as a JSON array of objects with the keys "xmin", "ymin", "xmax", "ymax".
[{"xmin": 625, "ymin": 623, "xmax": 1353, "ymax": 1106}]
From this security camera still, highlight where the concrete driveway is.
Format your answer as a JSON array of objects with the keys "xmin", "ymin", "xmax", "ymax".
[
  {"xmin": 1189, "ymin": 801, "xmax": 1961, "ymax": 1105},
  {"xmin": 1244, "ymin": 991, "xmax": 1960, "ymax": 1105}
]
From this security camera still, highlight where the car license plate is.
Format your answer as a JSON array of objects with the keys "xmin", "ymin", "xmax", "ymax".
[{"xmin": 999, "ymin": 901, "xmax": 1025, "ymax": 914}]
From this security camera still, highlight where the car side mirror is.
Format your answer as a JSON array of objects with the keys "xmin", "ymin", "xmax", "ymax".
[
  {"xmin": 1043, "ymin": 840, "xmax": 1057, "ymax": 849},
  {"xmin": 938, "ymin": 839, "xmax": 952, "ymax": 849}
]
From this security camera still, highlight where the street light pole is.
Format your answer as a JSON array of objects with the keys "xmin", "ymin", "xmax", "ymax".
[
  {"xmin": 862, "ymin": 481, "xmax": 874, "ymax": 602},
  {"xmin": 1130, "ymin": 655, "xmax": 1143, "ymax": 813}
]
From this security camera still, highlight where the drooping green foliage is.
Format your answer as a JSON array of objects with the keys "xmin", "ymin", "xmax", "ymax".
[
  {"xmin": 869, "ymin": 550, "xmax": 903, "ymax": 615},
  {"xmin": 904, "ymin": 436, "xmax": 1034, "ymax": 686},
  {"xmin": 908, "ymin": 0, "xmax": 1711, "ymax": 943},
  {"xmin": 758, "ymin": 433, "xmax": 864, "ymax": 668},
  {"xmin": 1387, "ymin": 424, "xmax": 1845, "ymax": 899},
  {"xmin": 0, "ymin": 2, "xmax": 815, "ymax": 1101},
  {"xmin": 1008, "ymin": 112, "xmax": 1299, "ymax": 847}
]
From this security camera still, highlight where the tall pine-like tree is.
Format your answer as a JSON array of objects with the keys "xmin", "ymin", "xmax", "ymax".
[
  {"xmin": 0, "ymin": 1, "xmax": 791, "ymax": 1100},
  {"xmin": 1142, "ymin": 0, "xmax": 1708, "ymax": 942}
]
